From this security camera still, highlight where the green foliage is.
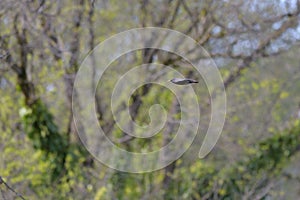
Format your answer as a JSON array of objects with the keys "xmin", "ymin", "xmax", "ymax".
[
  {"xmin": 21, "ymin": 99, "xmax": 67, "ymax": 181},
  {"xmin": 110, "ymin": 172, "xmax": 142, "ymax": 200},
  {"xmin": 21, "ymin": 100, "xmax": 65, "ymax": 153},
  {"xmin": 247, "ymin": 121, "xmax": 300, "ymax": 173},
  {"xmin": 206, "ymin": 120, "xmax": 300, "ymax": 199},
  {"xmin": 19, "ymin": 99, "xmax": 90, "ymax": 183},
  {"xmin": 161, "ymin": 120, "xmax": 300, "ymax": 199}
]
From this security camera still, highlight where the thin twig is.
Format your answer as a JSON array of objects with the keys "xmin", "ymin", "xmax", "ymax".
[{"xmin": 0, "ymin": 176, "xmax": 26, "ymax": 200}]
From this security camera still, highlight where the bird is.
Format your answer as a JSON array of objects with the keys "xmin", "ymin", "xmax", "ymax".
[{"xmin": 169, "ymin": 78, "xmax": 199, "ymax": 85}]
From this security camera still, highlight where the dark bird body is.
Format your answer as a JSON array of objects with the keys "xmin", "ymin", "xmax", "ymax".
[{"xmin": 170, "ymin": 78, "xmax": 199, "ymax": 85}]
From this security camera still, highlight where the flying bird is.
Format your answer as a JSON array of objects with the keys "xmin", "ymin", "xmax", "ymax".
[{"xmin": 169, "ymin": 78, "xmax": 199, "ymax": 85}]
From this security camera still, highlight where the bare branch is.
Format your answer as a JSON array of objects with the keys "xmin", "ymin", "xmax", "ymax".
[
  {"xmin": 224, "ymin": 11, "xmax": 300, "ymax": 89},
  {"xmin": 0, "ymin": 176, "xmax": 26, "ymax": 200},
  {"xmin": 168, "ymin": 0, "xmax": 181, "ymax": 28}
]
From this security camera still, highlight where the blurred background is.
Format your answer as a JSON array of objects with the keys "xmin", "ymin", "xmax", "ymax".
[{"xmin": 1, "ymin": 0, "xmax": 300, "ymax": 199}]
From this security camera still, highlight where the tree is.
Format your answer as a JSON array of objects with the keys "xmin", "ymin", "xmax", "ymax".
[{"xmin": 0, "ymin": 0, "xmax": 300, "ymax": 199}]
